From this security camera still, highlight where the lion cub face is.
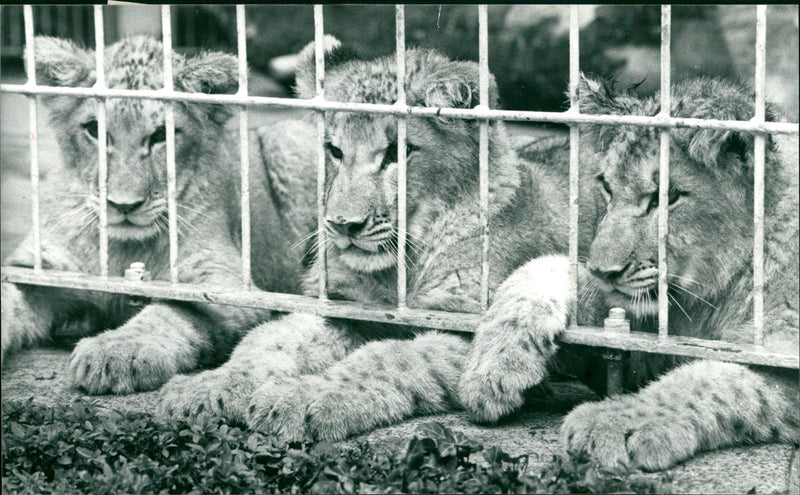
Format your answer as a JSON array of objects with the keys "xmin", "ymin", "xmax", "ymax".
[
  {"xmin": 31, "ymin": 36, "xmax": 237, "ymax": 241},
  {"xmin": 295, "ymin": 39, "xmax": 499, "ymax": 273},
  {"xmin": 579, "ymin": 75, "xmax": 776, "ymax": 318}
]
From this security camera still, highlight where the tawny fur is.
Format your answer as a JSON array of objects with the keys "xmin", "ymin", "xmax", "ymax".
[
  {"xmin": 155, "ymin": 38, "xmax": 572, "ymax": 440},
  {"xmin": 0, "ymin": 36, "xmax": 317, "ymax": 394},
  {"xmin": 460, "ymin": 75, "xmax": 799, "ymax": 471}
]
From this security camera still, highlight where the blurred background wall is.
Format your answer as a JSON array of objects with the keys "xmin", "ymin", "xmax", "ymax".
[{"xmin": 2, "ymin": 4, "xmax": 797, "ymax": 117}]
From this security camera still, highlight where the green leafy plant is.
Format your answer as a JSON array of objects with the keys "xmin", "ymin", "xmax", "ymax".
[{"xmin": 2, "ymin": 398, "xmax": 671, "ymax": 494}]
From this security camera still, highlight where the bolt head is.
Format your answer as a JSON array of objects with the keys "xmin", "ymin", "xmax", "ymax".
[
  {"xmin": 609, "ymin": 307, "xmax": 626, "ymax": 320},
  {"xmin": 130, "ymin": 262, "xmax": 146, "ymax": 271}
]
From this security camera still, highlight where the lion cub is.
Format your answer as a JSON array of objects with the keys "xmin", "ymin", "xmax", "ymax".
[
  {"xmin": 154, "ymin": 37, "xmax": 573, "ymax": 434},
  {"xmin": 1, "ymin": 37, "xmax": 317, "ymax": 394},
  {"xmin": 460, "ymin": 75, "xmax": 799, "ymax": 471}
]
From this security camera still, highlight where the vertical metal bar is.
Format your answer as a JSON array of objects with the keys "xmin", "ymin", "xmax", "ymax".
[
  {"xmin": 94, "ymin": 6, "xmax": 108, "ymax": 277},
  {"xmin": 314, "ymin": 4, "xmax": 327, "ymax": 300},
  {"xmin": 236, "ymin": 5, "xmax": 252, "ymax": 290},
  {"xmin": 24, "ymin": 5, "xmax": 42, "ymax": 272},
  {"xmin": 162, "ymin": 5, "xmax": 179, "ymax": 284},
  {"xmin": 657, "ymin": 5, "xmax": 671, "ymax": 337},
  {"xmin": 395, "ymin": 5, "xmax": 408, "ymax": 309},
  {"xmin": 752, "ymin": 5, "xmax": 767, "ymax": 346},
  {"xmin": 478, "ymin": 4, "xmax": 490, "ymax": 312},
  {"xmin": 568, "ymin": 5, "xmax": 580, "ymax": 327}
]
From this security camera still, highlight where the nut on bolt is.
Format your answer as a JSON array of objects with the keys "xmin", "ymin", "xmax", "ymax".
[
  {"xmin": 124, "ymin": 262, "xmax": 151, "ymax": 282},
  {"xmin": 603, "ymin": 307, "xmax": 630, "ymax": 333}
]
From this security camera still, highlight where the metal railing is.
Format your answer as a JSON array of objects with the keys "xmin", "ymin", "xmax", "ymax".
[{"xmin": 1, "ymin": 6, "xmax": 798, "ymax": 382}]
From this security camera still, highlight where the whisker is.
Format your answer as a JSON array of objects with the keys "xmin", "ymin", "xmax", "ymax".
[
  {"xmin": 670, "ymin": 274, "xmax": 705, "ymax": 288},
  {"xmin": 671, "ymin": 283, "xmax": 718, "ymax": 311},
  {"xmin": 667, "ymin": 291, "xmax": 692, "ymax": 322},
  {"xmin": 291, "ymin": 229, "xmax": 320, "ymax": 251}
]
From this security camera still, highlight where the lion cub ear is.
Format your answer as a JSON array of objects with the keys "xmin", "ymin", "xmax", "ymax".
[
  {"xmin": 294, "ymin": 36, "xmax": 357, "ymax": 99},
  {"xmin": 671, "ymin": 79, "xmax": 777, "ymax": 169},
  {"xmin": 174, "ymin": 50, "xmax": 239, "ymax": 125},
  {"xmin": 576, "ymin": 73, "xmax": 624, "ymax": 151},
  {"xmin": 30, "ymin": 36, "xmax": 95, "ymax": 88},
  {"xmin": 418, "ymin": 59, "xmax": 498, "ymax": 111},
  {"xmin": 174, "ymin": 50, "xmax": 239, "ymax": 95}
]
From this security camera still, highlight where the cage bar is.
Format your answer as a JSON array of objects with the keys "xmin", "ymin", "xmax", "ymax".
[
  {"xmin": 568, "ymin": 5, "xmax": 580, "ymax": 327},
  {"xmin": 395, "ymin": 5, "xmax": 408, "ymax": 308},
  {"xmin": 24, "ymin": 6, "xmax": 42, "ymax": 271},
  {"xmin": 3, "ymin": 83, "xmax": 798, "ymax": 135},
  {"xmin": 478, "ymin": 4, "xmax": 490, "ymax": 312},
  {"xmin": 236, "ymin": 5, "xmax": 252, "ymax": 290},
  {"xmin": 93, "ymin": 6, "xmax": 109, "ymax": 278},
  {"xmin": 161, "ymin": 5, "xmax": 179, "ymax": 284},
  {"xmin": 4, "ymin": 5, "xmax": 799, "ymax": 377},
  {"xmin": 314, "ymin": 4, "xmax": 327, "ymax": 300},
  {"xmin": 752, "ymin": 5, "xmax": 767, "ymax": 346},
  {"xmin": 2, "ymin": 265, "xmax": 797, "ymax": 370},
  {"xmin": 657, "ymin": 5, "xmax": 671, "ymax": 338}
]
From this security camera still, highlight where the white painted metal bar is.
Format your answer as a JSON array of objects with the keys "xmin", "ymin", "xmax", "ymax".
[
  {"xmin": 93, "ymin": 6, "xmax": 109, "ymax": 278},
  {"xmin": 657, "ymin": 5, "xmax": 671, "ymax": 338},
  {"xmin": 478, "ymin": 4, "xmax": 490, "ymax": 312},
  {"xmin": 314, "ymin": 4, "xmax": 327, "ymax": 300},
  {"xmin": 23, "ymin": 6, "xmax": 41, "ymax": 271},
  {"xmin": 2, "ymin": 266, "xmax": 797, "ymax": 370},
  {"xmin": 395, "ymin": 5, "xmax": 408, "ymax": 309},
  {"xmin": 568, "ymin": 5, "xmax": 580, "ymax": 327},
  {"xmin": 752, "ymin": 5, "xmax": 767, "ymax": 346},
  {"xmin": 3, "ymin": 83, "xmax": 798, "ymax": 135},
  {"xmin": 236, "ymin": 5, "xmax": 252, "ymax": 290},
  {"xmin": 161, "ymin": 5, "xmax": 179, "ymax": 284}
]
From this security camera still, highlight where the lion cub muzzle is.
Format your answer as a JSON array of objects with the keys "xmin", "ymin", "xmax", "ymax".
[
  {"xmin": 589, "ymin": 259, "xmax": 659, "ymax": 296},
  {"xmin": 325, "ymin": 213, "xmax": 394, "ymax": 253}
]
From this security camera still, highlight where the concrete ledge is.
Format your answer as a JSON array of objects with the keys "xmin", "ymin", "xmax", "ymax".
[{"xmin": 2, "ymin": 346, "xmax": 795, "ymax": 494}]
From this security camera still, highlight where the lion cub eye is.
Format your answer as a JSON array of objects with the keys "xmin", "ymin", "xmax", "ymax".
[
  {"xmin": 147, "ymin": 125, "xmax": 181, "ymax": 150},
  {"xmin": 326, "ymin": 142, "xmax": 344, "ymax": 160},
  {"xmin": 596, "ymin": 174, "xmax": 612, "ymax": 199},
  {"xmin": 646, "ymin": 187, "xmax": 684, "ymax": 214},
  {"xmin": 82, "ymin": 120, "xmax": 99, "ymax": 139},
  {"xmin": 381, "ymin": 141, "xmax": 418, "ymax": 170}
]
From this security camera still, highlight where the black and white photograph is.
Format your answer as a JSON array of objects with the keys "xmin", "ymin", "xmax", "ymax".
[{"xmin": 1, "ymin": 4, "xmax": 798, "ymax": 493}]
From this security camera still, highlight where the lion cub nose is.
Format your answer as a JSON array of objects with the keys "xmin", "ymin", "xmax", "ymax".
[
  {"xmin": 588, "ymin": 261, "xmax": 630, "ymax": 283},
  {"xmin": 107, "ymin": 198, "xmax": 146, "ymax": 215},
  {"xmin": 327, "ymin": 216, "xmax": 369, "ymax": 237}
]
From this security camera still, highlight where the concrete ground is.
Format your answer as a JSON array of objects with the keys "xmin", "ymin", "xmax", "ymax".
[
  {"xmin": 1, "ymin": 72, "xmax": 798, "ymax": 494},
  {"xmin": 2, "ymin": 347, "xmax": 797, "ymax": 494}
]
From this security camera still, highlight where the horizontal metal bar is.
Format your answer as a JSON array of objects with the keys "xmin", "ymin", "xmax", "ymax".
[
  {"xmin": 3, "ymin": 266, "xmax": 797, "ymax": 369},
  {"xmin": 3, "ymin": 83, "xmax": 797, "ymax": 135},
  {"xmin": 560, "ymin": 327, "xmax": 797, "ymax": 370},
  {"xmin": 1, "ymin": 266, "xmax": 480, "ymax": 332}
]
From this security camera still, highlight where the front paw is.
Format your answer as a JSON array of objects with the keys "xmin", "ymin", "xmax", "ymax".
[
  {"xmin": 69, "ymin": 328, "xmax": 194, "ymax": 394},
  {"xmin": 457, "ymin": 326, "xmax": 552, "ymax": 423},
  {"xmin": 247, "ymin": 375, "xmax": 379, "ymax": 442},
  {"xmin": 157, "ymin": 368, "xmax": 253, "ymax": 424},
  {"xmin": 561, "ymin": 397, "xmax": 698, "ymax": 471},
  {"xmin": 247, "ymin": 377, "xmax": 321, "ymax": 442}
]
